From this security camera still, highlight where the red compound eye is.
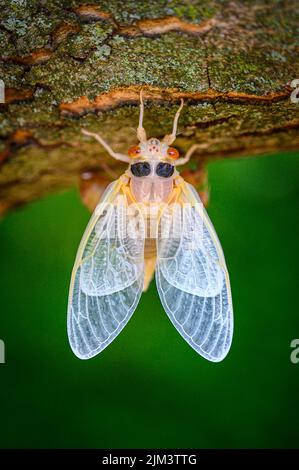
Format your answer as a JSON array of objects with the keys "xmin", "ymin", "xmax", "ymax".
[
  {"xmin": 128, "ymin": 145, "xmax": 141, "ymax": 158},
  {"xmin": 167, "ymin": 147, "xmax": 179, "ymax": 159}
]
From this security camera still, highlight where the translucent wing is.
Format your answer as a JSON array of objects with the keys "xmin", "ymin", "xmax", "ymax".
[
  {"xmin": 67, "ymin": 179, "xmax": 145, "ymax": 359},
  {"xmin": 156, "ymin": 178, "xmax": 233, "ymax": 362}
]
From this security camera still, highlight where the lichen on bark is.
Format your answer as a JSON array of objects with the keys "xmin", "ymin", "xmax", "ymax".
[{"xmin": 0, "ymin": 0, "xmax": 298, "ymax": 214}]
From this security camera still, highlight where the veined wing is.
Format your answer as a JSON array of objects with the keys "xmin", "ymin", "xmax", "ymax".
[
  {"xmin": 67, "ymin": 179, "xmax": 145, "ymax": 359},
  {"xmin": 156, "ymin": 178, "xmax": 233, "ymax": 362}
]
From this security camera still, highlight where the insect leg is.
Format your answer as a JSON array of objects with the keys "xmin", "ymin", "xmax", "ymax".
[
  {"xmin": 162, "ymin": 99, "xmax": 184, "ymax": 145},
  {"xmin": 174, "ymin": 144, "xmax": 204, "ymax": 166},
  {"xmin": 82, "ymin": 129, "xmax": 131, "ymax": 163},
  {"xmin": 137, "ymin": 90, "xmax": 147, "ymax": 142}
]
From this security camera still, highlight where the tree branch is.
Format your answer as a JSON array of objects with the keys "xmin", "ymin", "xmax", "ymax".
[{"xmin": 0, "ymin": 0, "xmax": 298, "ymax": 214}]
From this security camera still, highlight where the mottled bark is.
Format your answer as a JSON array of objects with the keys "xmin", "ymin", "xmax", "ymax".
[{"xmin": 0, "ymin": 0, "xmax": 298, "ymax": 214}]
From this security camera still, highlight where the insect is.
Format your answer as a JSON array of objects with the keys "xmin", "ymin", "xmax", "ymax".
[{"xmin": 68, "ymin": 92, "xmax": 233, "ymax": 361}]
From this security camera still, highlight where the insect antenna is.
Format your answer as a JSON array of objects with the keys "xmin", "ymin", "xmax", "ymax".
[
  {"xmin": 137, "ymin": 90, "xmax": 147, "ymax": 143},
  {"xmin": 162, "ymin": 99, "xmax": 184, "ymax": 145}
]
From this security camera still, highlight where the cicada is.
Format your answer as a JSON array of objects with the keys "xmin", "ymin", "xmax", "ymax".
[{"xmin": 68, "ymin": 93, "xmax": 233, "ymax": 361}]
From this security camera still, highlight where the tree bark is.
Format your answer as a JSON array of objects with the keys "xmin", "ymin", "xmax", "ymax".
[{"xmin": 0, "ymin": 0, "xmax": 298, "ymax": 214}]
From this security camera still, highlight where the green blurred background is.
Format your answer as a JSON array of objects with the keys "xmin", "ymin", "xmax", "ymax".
[{"xmin": 0, "ymin": 151, "xmax": 298, "ymax": 449}]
